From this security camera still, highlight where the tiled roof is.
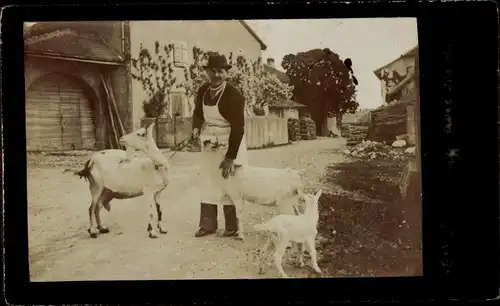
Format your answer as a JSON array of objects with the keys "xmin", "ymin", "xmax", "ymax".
[
  {"xmin": 264, "ymin": 64, "xmax": 290, "ymax": 83},
  {"xmin": 373, "ymin": 45, "xmax": 418, "ymax": 77},
  {"xmin": 268, "ymin": 99, "xmax": 307, "ymax": 109},
  {"xmin": 24, "ymin": 28, "xmax": 123, "ymax": 63}
]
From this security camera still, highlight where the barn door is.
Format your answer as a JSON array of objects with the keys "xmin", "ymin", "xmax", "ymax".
[
  {"xmin": 59, "ymin": 90, "xmax": 83, "ymax": 150},
  {"xmin": 26, "ymin": 73, "xmax": 96, "ymax": 151},
  {"xmin": 25, "ymin": 76, "xmax": 63, "ymax": 151}
]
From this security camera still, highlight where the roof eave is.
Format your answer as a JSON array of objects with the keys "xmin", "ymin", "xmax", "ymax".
[
  {"xmin": 239, "ymin": 20, "xmax": 267, "ymax": 51},
  {"xmin": 373, "ymin": 45, "xmax": 419, "ymax": 75},
  {"xmin": 25, "ymin": 51, "xmax": 124, "ymax": 66}
]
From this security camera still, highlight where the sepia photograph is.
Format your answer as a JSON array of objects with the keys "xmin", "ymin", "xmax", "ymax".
[{"xmin": 24, "ymin": 18, "xmax": 422, "ymax": 281}]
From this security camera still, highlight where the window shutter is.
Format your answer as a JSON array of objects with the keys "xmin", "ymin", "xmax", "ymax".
[
  {"xmin": 181, "ymin": 42, "xmax": 188, "ymax": 67},
  {"xmin": 173, "ymin": 41, "xmax": 182, "ymax": 67},
  {"xmin": 171, "ymin": 92, "xmax": 184, "ymax": 117}
]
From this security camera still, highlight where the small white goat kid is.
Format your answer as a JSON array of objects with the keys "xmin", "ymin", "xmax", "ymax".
[
  {"xmin": 68, "ymin": 123, "xmax": 170, "ymax": 239},
  {"xmin": 253, "ymin": 189, "xmax": 323, "ymax": 278},
  {"xmin": 201, "ymin": 139, "xmax": 305, "ymax": 241}
]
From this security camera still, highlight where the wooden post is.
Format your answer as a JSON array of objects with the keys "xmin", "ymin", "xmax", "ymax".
[{"xmin": 398, "ymin": 49, "xmax": 421, "ymax": 252}]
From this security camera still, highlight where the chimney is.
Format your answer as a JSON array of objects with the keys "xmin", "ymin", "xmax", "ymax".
[{"xmin": 267, "ymin": 58, "xmax": 275, "ymax": 68}]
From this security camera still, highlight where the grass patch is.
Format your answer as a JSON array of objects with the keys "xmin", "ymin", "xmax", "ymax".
[{"xmin": 317, "ymin": 158, "xmax": 422, "ymax": 277}]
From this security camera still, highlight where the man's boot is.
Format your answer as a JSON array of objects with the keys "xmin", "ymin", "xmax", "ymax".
[
  {"xmin": 194, "ymin": 203, "xmax": 218, "ymax": 237},
  {"xmin": 221, "ymin": 205, "xmax": 238, "ymax": 237}
]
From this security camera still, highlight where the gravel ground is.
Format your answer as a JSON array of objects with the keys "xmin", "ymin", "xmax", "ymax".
[{"xmin": 28, "ymin": 137, "xmax": 347, "ymax": 281}]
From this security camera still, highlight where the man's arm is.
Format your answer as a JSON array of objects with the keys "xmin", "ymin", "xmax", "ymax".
[
  {"xmin": 224, "ymin": 87, "xmax": 245, "ymax": 160},
  {"xmin": 192, "ymin": 84, "xmax": 208, "ymax": 130}
]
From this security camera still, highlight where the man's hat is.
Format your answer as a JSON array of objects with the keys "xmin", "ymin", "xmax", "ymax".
[{"xmin": 203, "ymin": 54, "xmax": 232, "ymax": 70}]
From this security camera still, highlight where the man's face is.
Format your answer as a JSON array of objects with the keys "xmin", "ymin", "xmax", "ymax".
[{"xmin": 206, "ymin": 68, "xmax": 228, "ymax": 87}]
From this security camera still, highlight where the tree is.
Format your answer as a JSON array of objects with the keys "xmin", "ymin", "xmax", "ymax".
[
  {"xmin": 130, "ymin": 41, "xmax": 180, "ymax": 118},
  {"xmin": 256, "ymin": 72, "xmax": 294, "ymax": 109},
  {"xmin": 282, "ymin": 48, "xmax": 359, "ymax": 131}
]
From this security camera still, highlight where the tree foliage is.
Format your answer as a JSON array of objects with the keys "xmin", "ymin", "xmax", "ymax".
[
  {"xmin": 257, "ymin": 72, "xmax": 294, "ymax": 109},
  {"xmin": 282, "ymin": 48, "xmax": 359, "ymax": 122},
  {"xmin": 130, "ymin": 41, "xmax": 181, "ymax": 118},
  {"xmin": 182, "ymin": 47, "xmax": 293, "ymax": 116}
]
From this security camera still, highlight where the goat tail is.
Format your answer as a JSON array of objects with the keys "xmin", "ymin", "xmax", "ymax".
[{"xmin": 63, "ymin": 158, "xmax": 94, "ymax": 181}]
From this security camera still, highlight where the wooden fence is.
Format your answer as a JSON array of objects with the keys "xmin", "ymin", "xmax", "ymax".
[
  {"xmin": 142, "ymin": 115, "xmax": 289, "ymax": 149},
  {"xmin": 245, "ymin": 116, "xmax": 289, "ymax": 148}
]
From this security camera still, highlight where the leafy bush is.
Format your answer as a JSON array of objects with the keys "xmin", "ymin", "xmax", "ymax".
[{"xmin": 130, "ymin": 41, "xmax": 179, "ymax": 118}]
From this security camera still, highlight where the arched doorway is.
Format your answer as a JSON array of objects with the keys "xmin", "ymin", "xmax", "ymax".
[{"xmin": 26, "ymin": 73, "xmax": 97, "ymax": 151}]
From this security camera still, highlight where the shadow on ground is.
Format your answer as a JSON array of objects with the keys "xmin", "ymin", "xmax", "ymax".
[{"xmin": 316, "ymin": 158, "xmax": 422, "ymax": 277}]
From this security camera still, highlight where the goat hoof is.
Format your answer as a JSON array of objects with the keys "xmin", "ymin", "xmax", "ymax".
[
  {"xmin": 149, "ymin": 232, "xmax": 159, "ymax": 239},
  {"xmin": 234, "ymin": 232, "xmax": 244, "ymax": 241},
  {"xmin": 158, "ymin": 227, "xmax": 168, "ymax": 234},
  {"xmin": 99, "ymin": 227, "xmax": 110, "ymax": 234},
  {"xmin": 313, "ymin": 267, "xmax": 323, "ymax": 274},
  {"xmin": 88, "ymin": 229, "xmax": 98, "ymax": 238}
]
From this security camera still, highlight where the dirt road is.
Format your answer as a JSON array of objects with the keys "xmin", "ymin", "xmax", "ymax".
[{"xmin": 27, "ymin": 138, "xmax": 346, "ymax": 281}]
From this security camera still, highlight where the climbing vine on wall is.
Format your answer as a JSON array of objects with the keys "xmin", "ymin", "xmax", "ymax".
[{"xmin": 130, "ymin": 41, "xmax": 183, "ymax": 118}]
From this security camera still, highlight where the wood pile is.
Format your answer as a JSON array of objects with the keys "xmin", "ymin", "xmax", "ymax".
[
  {"xmin": 300, "ymin": 117, "xmax": 316, "ymax": 140},
  {"xmin": 287, "ymin": 118, "xmax": 301, "ymax": 141},
  {"xmin": 343, "ymin": 124, "xmax": 370, "ymax": 146},
  {"xmin": 367, "ymin": 101, "xmax": 409, "ymax": 144}
]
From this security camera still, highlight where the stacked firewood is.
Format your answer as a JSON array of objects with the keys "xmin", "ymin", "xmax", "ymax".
[
  {"xmin": 344, "ymin": 124, "xmax": 370, "ymax": 146},
  {"xmin": 368, "ymin": 102, "xmax": 408, "ymax": 143},
  {"xmin": 300, "ymin": 117, "xmax": 316, "ymax": 140},
  {"xmin": 287, "ymin": 118, "xmax": 301, "ymax": 141}
]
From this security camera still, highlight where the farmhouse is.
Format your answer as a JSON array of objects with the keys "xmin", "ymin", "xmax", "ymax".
[
  {"xmin": 24, "ymin": 21, "xmax": 131, "ymax": 152},
  {"xmin": 24, "ymin": 21, "xmax": 267, "ymax": 151},
  {"xmin": 369, "ymin": 45, "xmax": 419, "ymax": 145},
  {"xmin": 373, "ymin": 45, "xmax": 418, "ymax": 104}
]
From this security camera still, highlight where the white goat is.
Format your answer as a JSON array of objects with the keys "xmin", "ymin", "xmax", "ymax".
[
  {"xmin": 253, "ymin": 189, "xmax": 323, "ymax": 278},
  {"xmin": 67, "ymin": 123, "xmax": 170, "ymax": 239},
  {"xmin": 201, "ymin": 139, "xmax": 305, "ymax": 241}
]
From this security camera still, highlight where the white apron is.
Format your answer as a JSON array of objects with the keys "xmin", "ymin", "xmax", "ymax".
[{"xmin": 199, "ymin": 83, "xmax": 248, "ymax": 205}]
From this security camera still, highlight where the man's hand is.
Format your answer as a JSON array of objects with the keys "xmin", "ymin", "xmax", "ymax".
[
  {"xmin": 191, "ymin": 128, "xmax": 200, "ymax": 139},
  {"xmin": 219, "ymin": 158, "xmax": 235, "ymax": 179}
]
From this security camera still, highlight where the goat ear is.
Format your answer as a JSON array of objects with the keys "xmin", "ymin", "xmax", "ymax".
[{"xmin": 315, "ymin": 189, "xmax": 323, "ymax": 199}]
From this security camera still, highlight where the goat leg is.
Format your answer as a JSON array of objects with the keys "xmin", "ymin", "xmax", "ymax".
[
  {"xmin": 294, "ymin": 242, "xmax": 305, "ymax": 268},
  {"xmin": 305, "ymin": 237, "xmax": 322, "ymax": 275},
  {"xmin": 95, "ymin": 203, "xmax": 110, "ymax": 234},
  {"xmin": 274, "ymin": 238, "xmax": 289, "ymax": 278},
  {"xmin": 148, "ymin": 199, "xmax": 160, "ymax": 239},
  {"xmin": 232, "ymin": 198, "xmax": 245, "ymax": 241},
  {"xmin": 88, "ymin": 198, "xmax": 100, "ymax": 238},
  {"xmin": 154, "ymin": 188, "xmax": 168, "ymax": 234},
  {"xmin": 258, "ymin": 238, "xmax": 273, "ymax": 275}
]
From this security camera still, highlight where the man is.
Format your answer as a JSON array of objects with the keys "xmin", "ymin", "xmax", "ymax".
[{"xmin": 191, "ymin": 54, "xmax": 248, "ymax": 238}]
